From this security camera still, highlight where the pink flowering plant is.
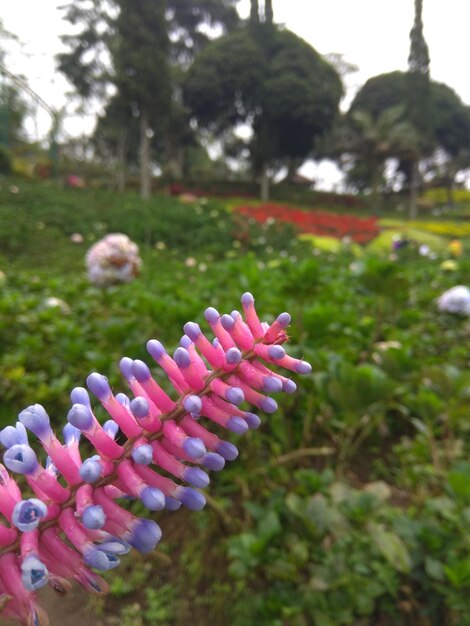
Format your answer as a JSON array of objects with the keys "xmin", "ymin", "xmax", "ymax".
[{"xmin": 0, "ymin": 293, "xmax": 310, "ymax": 626}]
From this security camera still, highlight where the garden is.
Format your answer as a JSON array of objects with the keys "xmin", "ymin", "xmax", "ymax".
[{"xmin": 1, "ymin": 179, "xmax": 470, "ymax": 626}]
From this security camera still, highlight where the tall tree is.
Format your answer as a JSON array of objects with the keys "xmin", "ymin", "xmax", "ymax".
[
  {"xmin": 265, "ymin": 0, "xmax": 273, "ymax": 23},
  {"xmin": 184, "ymin": 25, "xmax": 342, "ymax": 199},
  {"xmin": 250, "ymin": 0, "xmax": 260, "ymax": 23},
  {"xmin": 58, "ymin": 0, "xmax": 240, "ymax": 195},
  {"xmin": 407, "ymin": 0, "xmax": 431, "ymax": 217}
]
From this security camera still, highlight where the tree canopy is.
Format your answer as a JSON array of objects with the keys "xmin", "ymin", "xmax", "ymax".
[{"xmin": 184, "ymin": 24, "xmax": 342, "ymax": 197}]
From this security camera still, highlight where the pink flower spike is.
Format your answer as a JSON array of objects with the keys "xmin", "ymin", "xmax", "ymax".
[
  {"xmin": 117, "ymin": 460, "xmax": 165, "ymax": 511},
  {"xmin": 238, "ymin": 361, "xmax": 283, "ymax": 393},
  {"xmin": 162, "ymin": 420, "xmax": 206, "ymax": 459},
  {"xmin": 131, "ymin": 360, "xmax": 176, "ymax": 413},
  {"xmin": 254, "ymin": 344, "xmax": 312, "ymax": 374},
  {"xmin": 67, "ymin": 404, "xmax": 124, "ymax": 460},
  {"xmin": 200, "ymin": 397, "xmax": 248, "ymax": 434},
  {"xmin": 241, "ymin": 292, "xmax": 265, "ymax": 339},
  {"xmin": 203, "ymin": 308, "xmax": 236, "ymax": 351},
  {"xmin": 173, "ymin": 348, "xmax": 205, "ymax": 391},
  {"xmin": 0, "ymin": 525, "xmax": 17, "ymax": 546},
  {"xmin": 263, "ymin": 312, "xmax": 291, "ymax": 344},
  {"xmin": 40, "ymin": 528, "xmax": 109, "ymax": 596},
  {"xmin": 181, "ymin": 415, "xmax": 239, "ymax": 460},
  {"xmin": 209, "ymin": 378, "xmax": 245, "ymax": 405},
  {"xmin": 39, "ymin": 437, "xmax": 82, "ymax": 486},
  {"xmin": 23, "ymin": 461, "xmax": 70, "ymax": 504},
  {"xmin": 129, "ymin": 397, "xmax": 162, "ymax": 434},
  {"xmin": 0, "ymin": 478, "xmax": 21, "ymax": 522},
  {"xmin": 92, "ymin": 488, "xmax": 135, "ymax": 534},
  {"xmin": 228, "ymin": 375, "xmax": 278, "ymax": 414},
  {"xmin": 146, "ymin": 340, "xmax": 189, "ymax": 393},
  {"xmin": 183, "ymin": 322, "xmax": 226, "ymax": 369},
  {"xmin": 220, "ymin": 313, "xmax": 255, "ymax": 351},
  {"xmin": 251, "ymin": 361, "xmax": 297, "ymax": 394}
]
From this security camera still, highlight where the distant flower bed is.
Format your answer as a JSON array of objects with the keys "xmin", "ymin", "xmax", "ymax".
[{"xmin": 234, "ymin": 204, "xmax": 380, "ymax": 244}]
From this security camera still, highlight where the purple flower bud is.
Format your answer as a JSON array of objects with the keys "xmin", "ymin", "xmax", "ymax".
[
  {"xmin": 260, "ymin": 397, "xmax": 278, "ymax": 414},
  {"xmin": 103, "ymin": 420, "xmax": 119, "ymax": 439},
  {"xmin": 18, "ymin": 404, "xmax": 52, "ymax": 438},
  {"xmin": 128, "ymin": 519, "xmax": 162, "ymax": 553},
  {"xmin": 116, "ymin": 393, "xmax": 130, "ymax": 408},
  {"xmin": 182, "ymin": 437, "xmax": 206, "ymax": 459},
  {"xmin": 119, "ymin": 357, "xmax": 134, "ymax": 380},
  {"xmin": 0, "ymin": 423, "xmax": 28, "ymax": 449},
  {"xmin": 132, "ymin": 360, "xmax": 151, "ymax": 382},
  {"xmin": 131, "ymin": 444, "xmax": 153, "ymax": 465},
  {"xmin": 183, "ymin": 395, "xmax": 202, "ymax": 416},
  {"xmin": 183, "ymin": 322, "xmax": 201, "ymax": 341},
  {"xmin": 179, "ymin": 335, "xmax": 192, "ymax": 348},
  {"xmin": 130, "ymin": 397, "xmax": 149, "ymax": 419},
  {"xmin": 141, "ymin": 486, "xmax": 165, "ymax": 511},
  {"xmin": 164, "ymin": 496, "xmax": 182, "ymax": 511},
  {"xmin": 226, "ymin": 348, "xmax": 242, "ymax": 364},
  {"xmin": 220, "ymin": 314, "xmax": 235, "ymax": 331},
  {"xmin": 215, "ymin": 441, "xmax": 239, "ymax": 461},
  {"xmin": 204, "ymin": 307, "xmax": 219, "ymax": 324},
  {"xmin": 12, "ymin": 498, "xmax": 47, "ymax": 531},
  {"xmin": 263, "ymin": 376, "xmax": 283, "ymax": 393},
  {"xmin": 79, "ymin": 458, "xmax": 102, "ymax": 483},
  {"xmin": 83, "ymin": 548, "xmax": 120, "ymax": 571},
  {"xmin": 63, "ymin": 423, "xmax": 81, "ymax": 445},
  {"xmin": 227, "ymin": 416, "xmax": 249, "ymax": 434},
  {"xmin": 146, "ymin": 339, "xmax": 166, "ymax": 360},
  {"xmin": 173, "ymin": 347, "xmax": 191, "ymax": 368},
  {"xmin": 268, "ymin": 346, "xmax": 285, "ymax": 360},
  {"xmin": 97, "ymin": 539, "xmax": 130, "ymax": 555},
  {"xmin": 225, "ymin": 387, "xmax": 244, "ymax": 405},
  {"xmin": 213, "ymin": 338, "xmax": 220, "ymax": 348},
  {"xmin": 231, "ymin": 310, "xmax": 241, "ymax": 319},
  {"xmin": 21, "ymin": 555, "xmax": 49, "ymax": 591},
  {"xmin": 277, "ymin": 312, "xmax": 291, "ymax": 327},
  {"xmin": 282, "ymin": 379, "xmax": 297, "ymax": 394},
  {"xmin": 241, "ymin": 292, "xmax": 254, "ymax": 305},
  {"xmin": 183, "ymin": 467, "xmax": 210, "ymax": 489},
  {"xmin": 82, "ymin": 505, "xmax": 106, "ymax": 529},
  {"xmin": 295, "ymin": 361, "xmax": 312, "ymax": 374},
  {"xmin": 202, "ymin": 453, "xmax": 225, "ymax": 472},
  {"xmin": 67, "ymin": 404, "xmax": 94, "ymax": 431},
  {"xmin": 70, "ymin": 386, "xmax": 91, "ymax": 407},
  {"xmin": 4, "ymin": 444, "xmax": 38, "ymax": 475},
  {"xmin": 87, "ymin": 373, "xmax": 111, "ymax": 401},
  {"xmin": 176, "ymin": 486, "xmax": 206, "ymax": 511},
  {"xmin": 245, "ymin": 413, "xmax": 261, "ymax": 429}
]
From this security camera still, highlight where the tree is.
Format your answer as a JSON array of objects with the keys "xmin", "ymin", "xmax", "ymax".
[
  {"xmin": 407, "ymin": 0, "xmax": 431, "ymax": 217},
  {"xmin": 349, "ymin": 72, "xmax": 470, "ymax": 205},
  {"xmin": 58, "ymin": 0, "xmax": 240, "ymax": 196},
  {"xmin": 184, "ymin": 25, "xmax": 342, "ymax": 199}
]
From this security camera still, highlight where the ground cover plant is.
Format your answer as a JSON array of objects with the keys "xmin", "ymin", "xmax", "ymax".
[{"xmin": 1, "ymin": 180, "xmax": 470, "ymax": 625}]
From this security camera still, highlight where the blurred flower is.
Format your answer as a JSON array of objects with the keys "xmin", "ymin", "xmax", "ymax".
[
  {"xmin": 155, "ymin": 241, "xmax": 166, "ymax": 250},
  {"xmin": 43, "ymin": 297, "xmax": 70, "ymax": 314},
  {"xmin": 440, "ymin": 260, "xmax": 458, "ymax": 272},
  {"xmin": 198, "ymin": 263, "xmax": 207, "ymax": 272},
  {"xmin": 70, "ymin": 233, "xmax": 84, "ymax": 243},
  {"xmin": 448, "ymin": 239, "xmax": 463, "ymax": 257},
  {"xmin": 86, "ymin": 234, "xmax": 141, "ymax": 287},
  {"xmin": 419, "ymin": 244, "xmax": 431, "ymax": 257},
  {"xmin": 66, "ymin": 175, "xmax": 85, "ymax": 188},
  {"xmin": 0, "ymin": 270, "xmax": 6, "ymax": 285},
  {"xmin": 9, "ymin": 185, "xmax": 19, "ymax": 194},
  {"xmin": 185, "ymin": 257, "xmax": 197, "ymax": 268},
  {"xmin": 437, "ymin": 285, "xmax": 470, "ymax": 315}
]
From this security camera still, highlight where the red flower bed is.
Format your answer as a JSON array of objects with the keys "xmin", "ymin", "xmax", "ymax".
[{"xmin": 234, "ymin": 204, "xmax": 380, "ymax": 244}]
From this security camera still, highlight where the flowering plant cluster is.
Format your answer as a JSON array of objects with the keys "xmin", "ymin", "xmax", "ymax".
[
  {"xmin": 0, "ymin": 294, "xmax": 310, "ymax": 626},
  {"xmin": 437, "ymin": 285, "xmax": 470, "ymax": 315},
  {"xmin": 234, "ymin": 204, "xmax": 380, "ymax": 244},
  {"xmin": 86, "ymin": 233, "xmax": 142, "ymax": 286}
]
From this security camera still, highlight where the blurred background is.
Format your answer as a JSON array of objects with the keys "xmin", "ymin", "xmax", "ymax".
[{"xmin": 1, "ymin": 1, "xmax": 470, "ymax": 625}]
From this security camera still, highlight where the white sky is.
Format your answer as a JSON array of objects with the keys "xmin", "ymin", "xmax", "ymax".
[{"xmin": 1, "ymin": 1, "xmax": 470, "ymax": 188}]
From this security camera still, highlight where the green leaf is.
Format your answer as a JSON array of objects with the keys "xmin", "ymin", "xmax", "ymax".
[{"xmin": 368, "ymin": 522, "xmax": 411, "ymax": 574}]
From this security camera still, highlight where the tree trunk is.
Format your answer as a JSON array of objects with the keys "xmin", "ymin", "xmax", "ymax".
[
  {"xmin": 260, "ymin": 165, "xmax": 270, "ymax": 201},
  {"xmin": 116, "ymin": 128, "xmax": 127, "ymax": 193},
  {"xmin": 250, "ymin": 0, "xmax": 259, "ymax": 23},
  {"xmin": 265, "ymin": 0, "xmax": 273, "ymax": 23},
  {"xmin": 139, "ymin": 107, "xmax": 151, "ymax": 200},
  {"xmin": 408, "ymin": 159, "xmax": 419, "ymax": 219}
]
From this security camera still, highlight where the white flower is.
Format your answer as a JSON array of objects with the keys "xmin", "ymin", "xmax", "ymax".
[
  {"xmin": 86, "ymin": 234, "xmax": 142, "ymax": 286},
  {"xmin": 437, "ymin": 285, "xmax": 470, "ymax": 315}
]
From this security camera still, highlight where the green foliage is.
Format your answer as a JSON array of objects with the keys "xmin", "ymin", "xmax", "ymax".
[{"xmin": 0, "ymin": 145, "xmax": 11, "ymax": 174}]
